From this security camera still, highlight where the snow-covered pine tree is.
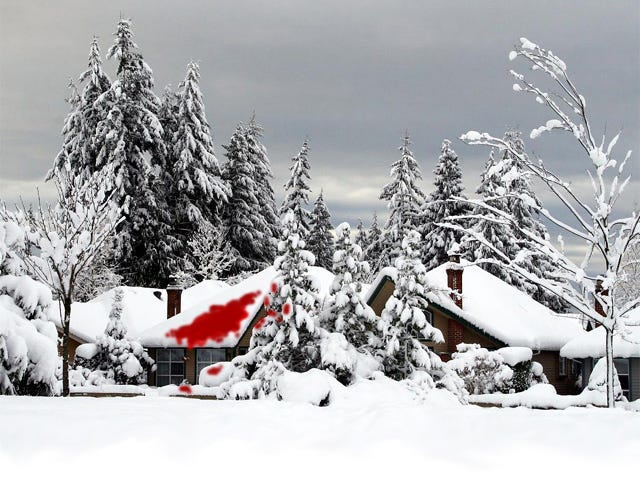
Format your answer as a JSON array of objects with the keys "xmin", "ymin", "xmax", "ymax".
[
  {"xmin": 281, "ymin": 140, "xmax": 312, "ymax": 239},
  {"xmin": 94, "ymin": 18, "xmax": 179, "ymax": 287},
  {"xmin": 78, "ymin": 288, "xmax": 154, "ymax": 384},
  {"xmin": 378, "ymin": 230, "xmax": 445, "ymax": 381},
  {"xmin": 421, "ymin": 139, "xmax": 470, "ymax": 271},
  {"xmin": 307, "ymin": 191, "xmax": 335, "ymax": 270},
  {"xmin": 257, "ymin": 211, "xmax": 320, "ymax": 371},
  {"xmin": 222, "ymin": 122, "xmax": 278, "ymax": 275},
  {"xmin": 158, "ymin": 85, "xmax": 180, "ymax": 157},
  {"xmin": 48, "ymin": 37, "xmax": 111, "ymax": 184},
  {"xmin": 182, "ymin": 220, "xmax": 235, "ymax": 283},
  {"xmin": 171, "ymin": 61, "xmax": 229, "ymax": 235},
  {"xmin": 376, "ymin": 134, "xmax": 427, "ymax": 272},
  {"xmin": 320, "ymin": 222, "xmax": 376, "ymax": 348},
  {"xmin": 365, "ymin": 212, "xmax": 383, "ymax": 272},
  {"xmin": 463, "ymin": 149, "xmax": 523, "ymax": 287},
  {"xmin": 498, "ymin": 129, "xmax": 567, "ymax": 311},
  {"xmin": 355, "ymin": 218, "xmax": 369, "ymax": 254},
  {"xmin": 245, "ymin": 116, "xmax": 280, "ymax": 257}
]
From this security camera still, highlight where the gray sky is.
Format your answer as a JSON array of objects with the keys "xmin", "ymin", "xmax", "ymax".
[{"xmin": 1, "ymin": 0, "xmax": 638, "ymax": 265}]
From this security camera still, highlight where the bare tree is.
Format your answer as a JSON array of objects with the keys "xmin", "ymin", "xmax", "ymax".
[
  {"xmin": 1, "ymin": 170, "xmax": 123, "ymax": 396},
  {"xmin": 444, "ymin": 38, "xmax": 639, "ymax": 408}
]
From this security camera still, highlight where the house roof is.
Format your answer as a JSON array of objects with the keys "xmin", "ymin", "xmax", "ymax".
[
  {"xmin": 560, "ymin": 308, "xmax": 640, "ymax": 359},
  {"xmin": 138, "ymin": 266, "xmax": 335, "ymax": 349},
  {"xmin": 52, "ymin": 279, "xmax": 229, "ymax": 343},
  {"xmin": 365, "ymin": 261, "xmax": 584, "ymax": 351}
]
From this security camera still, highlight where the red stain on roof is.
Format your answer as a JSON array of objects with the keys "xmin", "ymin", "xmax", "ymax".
[
  {"xmin": 206, "ymin": 364, "xmax": 224, "ymax": 376},
  {"xmin": 166, "ymin": 291, "xmax": 262, "ymax": 348},
  {"xmin": 178, "ymin": 384, "xmax": 192, "ymax": 395}
]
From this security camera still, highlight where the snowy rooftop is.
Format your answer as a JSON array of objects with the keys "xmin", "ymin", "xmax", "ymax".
[
  {"xmin": 52, "ymin": 279, "xmax": 228, "ymax": 343},
  {"xmin": 138, "ymin": 266, "xmax": 334, "ymax": 349},
  {"xmin": 366, "ymin": 261, "xmax": 584, "ymax": 350},
  {"xmin": 560, "ymin": 308, "xmax": 640, "ymax": 359}
]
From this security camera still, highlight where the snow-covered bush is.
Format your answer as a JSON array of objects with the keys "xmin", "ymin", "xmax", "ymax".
[
  {"xmin": 448, "ymin": 344, "xmax": 513, "ymax": 395},
  {"xmin": 0, "ymin": 220, "xmax": 59, "ymax": 396},
  {"xmin": 198, "ymin": 361, "xmax": 234, "ymax": 387},
  {"xmin": 448, "ymin": 344, "xmax": 547, "ymax": 394},
  {"xmin": 586, "ymin": 358, "xmax": 624, "ymax": 402},
  {"xmin": 75, "ymin": 288, "xmax": 154, "ymax": 385}
]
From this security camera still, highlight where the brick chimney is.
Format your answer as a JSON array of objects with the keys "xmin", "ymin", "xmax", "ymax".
[
  {"xmin": 166, "ymin": 276, "xmax": 183, "ymax": 319},
  {"xmin": 446, "ymin": 253, "xmax": 464, "ymax": 355}
]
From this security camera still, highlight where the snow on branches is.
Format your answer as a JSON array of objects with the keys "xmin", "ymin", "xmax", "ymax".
[{"xmin": 457, "ymin": 38, "xmax": 639, "ymax": 407}]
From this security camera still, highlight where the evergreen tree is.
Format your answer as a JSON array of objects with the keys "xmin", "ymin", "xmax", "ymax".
[
  {"xmin": 221, "ymin": 122, "xmax": 279, "ymax": 275},
  {"xmin": 500, "ymin": 129, "xmax": 567, "ymax": 311},
  {"xmin": 365, "ymin": 212, "xmax": 383, "ymax": 272},
  {"xmin": 421, "ymin": 139, "xmax": 470, "ymax": 270},
  {"xmin": 377, "ymin": 230, "xmax": 445, "ymax": 381},
  {"xmin": 49, "ymin": 37, "xmax": 111, "ymax": 183},
  {"xmin": 355, "ymin": 218, "xmax": 369, "ymax": 253},
  {"xmin": 94, "ymin": 19, "xmax": 179, "ymax": 287},
  {"xmin": 171, "ymin": 61, "xmax": 229, "ymax": 229},
  {"xmin": 281, "ymin": 140, "xmax": 312, "ymax": 238},
  {"xmin": 77, "ymin": 288, "xmax": 154, "ymax": 385},
  {"xmin": 307, "ymin": 191, "xmax": 335, "ymax": 270},
  {"xmin": 463, "ymin": 150, "xmax": 523, "ymax": 287},
  {"xmin": 375, "ymin": 134, "xmax": 426, "ymax": 271},
  {"xmin": 320, "ymin": 222, "xmax": 376, "ymax": 348}
]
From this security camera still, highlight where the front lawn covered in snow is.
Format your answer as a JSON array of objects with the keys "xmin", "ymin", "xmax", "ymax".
[{"xmin": 1, "ymin": 386, "xmax": 638, "ymax": 479}]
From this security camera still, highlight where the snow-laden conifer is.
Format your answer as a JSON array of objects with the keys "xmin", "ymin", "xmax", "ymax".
[
  {"xmin": 49, "ymin": 37, "xmax": 111, "ymax": 184},
  {"xmin": 307, "ymin": 192, "xmax": 335, "ymax": 270},
  {"xmin": 375, "ymin": 135, "xmax": 426, "ymax": 271},
  {"xmin": 421, "ymin": 140, "xmax": 470, "ymax": 270},
  {"xmin": 222, "ymin": 122, "xmax": 279, "ymax": 275},
  {"xmin": 171, "ymin": 61, "xmax": 229, "ymax": 225},
  {"xmin": 355, "ymin": 218, "xmax": 369, "ymax": 254},
  {"xmin": 378, "ymin": 230, "xmax": 444, "ymax": 380},
  {"xmin": 94, "ymin": 19, "xmax": 179, "ymax": 287},
  {"xmin": 365, "ymin": 212, "xmax": 383, "ymax": 272},
  {"xmin": 320, "ymin": 222, "xmax": 376, "ymax": 349},
  {"xmin": 76, "ymin": 288, "xmax": 154, "ymax": 385},
  {"xmin": 281, "ymin": 140, "xmax": 312, "ymax": 238}
]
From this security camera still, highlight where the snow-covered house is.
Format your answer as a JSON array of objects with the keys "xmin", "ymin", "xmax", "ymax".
[
  {"xmin": 560, "ymin": 308, "xmax": 640, "ymax": 401},
  {"xmin": 365, "ymin": 257, "xmax": 585, "ymax": 394},
  {"xmin": 52, "ymin": 280, "xmax": 228, "ymax": 360},
  {"xmin": 137, "ymin": 267, "xmax": 334, "ymax": 387}
]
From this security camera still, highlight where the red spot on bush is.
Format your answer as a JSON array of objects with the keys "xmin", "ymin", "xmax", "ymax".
[
  {"xmin": 282, "ymin": 303, "xmax": 292, "ymax": 316},
  {"xmin": 276, "ymin": 316, "xmax": 283, "ymax": 324},
  {"xmin": 263, "ymin": 296, "xmax": 270, "ymax": 308},
  {"xmin": 178, "ymin": 384, "xmax": 192, "ymax": 395},
  {"xmin": 166, "ymin": 291, "xmax": 262, "ymax": 348},
  {"xmin": 270, "ymin": 282, "xmax": 278, "ymax": 294},
  {"xmin": 206, "ymin": 364, "xmax": 223, "ymax": 376},
  {"xmin": 266, "ymin": 309, "xmax": 277, "ymax": 317},
  {"xmin": 253, "ymin": 317, "xmax": 266, "ymax": 330}
]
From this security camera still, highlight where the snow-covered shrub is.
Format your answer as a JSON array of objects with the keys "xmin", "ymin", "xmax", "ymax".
[
  {"xmin": 198, "ymin": 361, "xmax": 234, "ymax": 387},
  {"xmin": 76, "ymin": 288, "xmax": 154, "ymax": 384},
  {"xmin": 276, "ymin": 369, "xmax": 344, "ymax": 406},
  {"xmin": 319, "ymin": 331, "xmax": 357, "ymax": 385},
  {"xmin": 586, "ymin": 358, "xmax": 624, "ymax": 401},
  {"xmin": 448, "ymin": 344, "xmax": 513, "ymax": 395},
  {"xmin": 0, "ymin": 220, "xmax": 59, "ymax": 396}
]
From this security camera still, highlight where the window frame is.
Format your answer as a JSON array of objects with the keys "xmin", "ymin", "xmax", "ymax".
[
  {"xmin": 155, "ymin": 348, "xmax": 185, "ymax": 387},
  {"xmin": 195, "ymin": 348, "xmax": 226, "ymax": 384}
]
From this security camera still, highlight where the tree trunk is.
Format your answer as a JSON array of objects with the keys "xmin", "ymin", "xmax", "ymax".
[
  {"xmin": 62, "ymin": 299, "xmax": 72, "ymax": 397},
  {"xmin": 605, "ymin": 327, "xmax": 614, "ymax": 408}
]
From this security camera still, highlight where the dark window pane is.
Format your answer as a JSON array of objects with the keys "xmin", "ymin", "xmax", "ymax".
[
  {"xmin": 170, "ymin": 376, "xmax": 184, "ymax": 385},
  {"xmin": 212, "ymin": 349, "xmax": 226, "ymax": 362},
  {"xmin": 614, "ymin": 359, "xmax": 629, "ymax": 374},
  {"xmin": 157, "ymin": 363, "xmax": 170, "ymax": 375},
  {"xmin": 171, "ymin": 349, "xmax": 184, "ymax": 361},
  {"xmin": 157, "ymin": 376, "xmax": 170, "ymax": 387},
  {"xmin": 171, "ymin": 363, "xmax": 184, "ymax": 375},
  {"xmin": 157, "ymin": 349, "xmax": 170, "ymax": 361}
]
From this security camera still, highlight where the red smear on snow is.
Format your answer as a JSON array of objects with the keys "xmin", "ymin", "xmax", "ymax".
[
  {"xmin": 282, "ymin": 303, "xmax": 291, "ymax": 316},
  {"xmin": 166, "ymin": 291, "xmax": 262, "ymax": 348},
  {"xmin": 178, "ymin": 384, "xmax": 192, "ymax": 395},
  {"xmin": 270, "ymin": 282, "xmax": 278, "ymax": 294},
  {"xmin": 206, "ymin": 364, "xmax": 223, "ymax": 376}
]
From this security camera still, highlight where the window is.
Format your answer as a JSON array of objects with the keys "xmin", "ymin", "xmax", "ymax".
[
  {"xmin": 156, "ymin": 348, "xmax": 185, "ymax": 387},
  {"xmin": 614, "ymin": 358, "xmax": 630, "ymax": 400},
  {"xmin": 570, "ymin": 359, "xmax": 582, "ymax": 378},
  {"xmin": 196, "ymin": 349, "xmax": 226, "ymax": 383},
  {"xmin": 559, "ymin": 356, "xmax": 567, "ymax": 376},
  {"xmin": 238, "ymin": 346, "xmax": 249, "ymax": 356}
]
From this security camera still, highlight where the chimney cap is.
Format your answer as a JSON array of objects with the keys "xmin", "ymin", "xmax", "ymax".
[{"xmin": 167, "ymin": 274, "xmax": 183, "ymax": 290}]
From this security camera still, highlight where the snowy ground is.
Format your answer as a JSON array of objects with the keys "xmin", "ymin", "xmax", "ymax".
[{"xmin": 2, "ymin": 387, "xmax": 639, "ymax": 480}]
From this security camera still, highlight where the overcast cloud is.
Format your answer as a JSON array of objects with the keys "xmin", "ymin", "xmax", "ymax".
[{"xmin": 1, "ymin": 0, "xmax": 638, "ymax": 265}]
